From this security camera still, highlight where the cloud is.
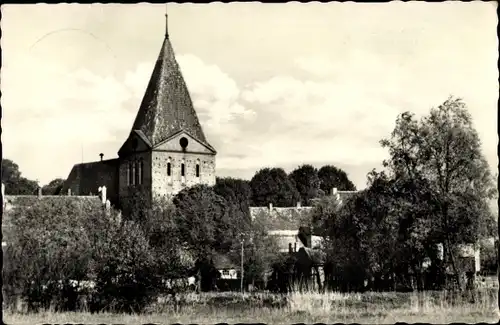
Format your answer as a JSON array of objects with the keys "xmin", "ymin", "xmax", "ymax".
[{"xmin": 2, "ymin": 51, "xmax": 255, "ymax": 184}]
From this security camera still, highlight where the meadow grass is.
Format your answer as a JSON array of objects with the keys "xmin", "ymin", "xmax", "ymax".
[{"xmin": 4, "ymin": 289, "xmax": 499, "ymax": 324}]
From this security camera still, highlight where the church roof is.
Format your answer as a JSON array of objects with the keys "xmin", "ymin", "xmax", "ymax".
[
  {"xmin": 61, "ymin": 159, "xmax": 119, "ymax": 202},
  {"xmin": 129, "ymin": 30, "xmax": 209, "ymax": 147}
]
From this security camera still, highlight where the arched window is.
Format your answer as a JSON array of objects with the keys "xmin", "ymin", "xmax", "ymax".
[
  {"xmin": 196, "ymin": 162, "xmax": 200, "ymax": 177},
  {"xmin": 140, "ymin": 159, "xmax": 144, "ymax": 185},
  {"xmin": 131, "ymin": 162, "xmax": 136, "ymax": 185},
  {"xmin": 181, "ymin": 163, "xmax": 185, "ymax": 177},
  {"xmin": 167, "ymin": 162, "xmax": 171, "ymax": 176},
  {"xmin": 126, "ymin": 163, "xmax": 130, "ymax": 185}
]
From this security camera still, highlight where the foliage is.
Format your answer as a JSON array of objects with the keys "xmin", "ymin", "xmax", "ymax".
[
  {"xmin": 3, "ymin": 196, "xmax": 162, "ymax": 313},
  {"xmin": 90, "ymin": 220, "xmax": 160, "ymax": 313},
  {"xmin": 250, "ymin": 168, "xmax": 300, "ymax": 207},
  {"xmin": 289, "ymin": 164, "xmax": 322, "ymax": 206},
  {"xmin": 377, "ymin": 97, "xmax": 495, "ymax": 289},
  {"xmin": 318, "ymin": 165, "xmax": 356, "ymax": 193},
  {"xmin": 227, "ymin": 214, "xmax": 281, "ymax": 288},
  {"xmin": 213, "ymin": 177, "xmax": 252, "ymax": 216},
  {"xmin": 479, "ymin": 240, "xmax": 498, "ymax": 275},
  {"xmin": 2, "ymin": 159, "xmax": 39, "ymax": 195},
  {"xmin": 42, "ymin": 178, "xmax": 65, "ymax": 195},
  {"xmin": 380, "ymin": 97, "xmax": 496, "ymax": 245},
  {"xmin": 172, "ymin": 185, "xmax": 240, "ymax": 259},
  {"xmin": 4, "ymin": 197, "xmax": 102, "ymax": 311}
]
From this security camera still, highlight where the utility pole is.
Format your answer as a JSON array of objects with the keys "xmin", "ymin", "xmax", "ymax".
[{"xmin": 240, "ymin": 236, "xmax": 245, "ymax": 293}]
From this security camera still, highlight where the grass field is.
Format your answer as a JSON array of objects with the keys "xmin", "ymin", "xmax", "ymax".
[{"xmin": 4, "ymin": 289, "xmax": 499, "ymax": 324}]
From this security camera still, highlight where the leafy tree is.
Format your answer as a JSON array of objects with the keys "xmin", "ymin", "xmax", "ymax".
[
  {"xmin": 226, "ymin": 212, "xmax": 281, "ymax": 290},
  {"xmin": 380, "ymin": 97, "xmax": 496, "ymax": 289},
  {"xmin": 289, "ymin": 164, "xmax": 322, "ymax": 205},
  {"xmin": 4, "ymin": 197, "xmax": 103, "ymax": 311},
  {"xmin": 172, "ymin": 184, "xmax": 238, "ymax": 259},
  {"xmin": 213, "ymin": 177, "xmax": 252, "ymax": 221},
  {"xmin": 318, "ymin": 165, "xmax": 356, "ymax": 193},
  {"xmin": 250, "ymin": 168, "xmax": 300, "ymax": 207},
  {"xmin": 2, "ymin": 159, "xmax": 39, "ymax": 195},
  {"xmin": 3, "ymin": 196, "xmax": 163, "ymax": 313},
  {"xmin": 42, "ymin": 178, "xmax": 65, "ymax": 195},
  {"xmin": 90, "ymin": 220, "xmax": 159, "ymax": 313},
  {"xmin": 140, "ymin": 198, "xmax": 195, "ymax": 287}
]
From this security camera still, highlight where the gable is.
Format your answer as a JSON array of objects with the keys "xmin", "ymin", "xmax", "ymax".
[
  {"xmin": 118, "ymin": 130, "xmax": 152, "ymax": 157},
  {"xmin": 153, "ymin": 130, "xmax": 216, "ymax": 154}
]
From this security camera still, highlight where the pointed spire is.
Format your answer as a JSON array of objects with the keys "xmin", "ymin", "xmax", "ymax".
[
  {"xmin": 165, "ymin": 4, "xmax": 169, "ymax": 39},
  {"xmin": 126, "ymin": 12, "xmax": 210, "ymax": 148}
]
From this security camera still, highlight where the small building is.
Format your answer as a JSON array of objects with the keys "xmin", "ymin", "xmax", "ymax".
[{"xmin": 213, "ymin": 254, "xmax": 238, "ymax": 280}]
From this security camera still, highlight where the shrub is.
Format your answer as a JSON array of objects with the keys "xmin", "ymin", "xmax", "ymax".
[{"xmin": 3, "ymin": 196, "xmax": 162, "ymax": 313}]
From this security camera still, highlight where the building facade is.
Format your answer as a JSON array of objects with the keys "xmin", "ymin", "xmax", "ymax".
[{"xmin": 62, "ymin": 15, "xmax": 216, "ymax": 209}]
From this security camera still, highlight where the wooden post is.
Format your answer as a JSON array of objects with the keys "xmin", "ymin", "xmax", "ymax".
[{"xmin": 240, "ymin": 237, "xmax": 245, "ymax": 293}]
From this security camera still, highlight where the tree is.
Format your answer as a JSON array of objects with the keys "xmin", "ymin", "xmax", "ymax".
[
  {"xmin": 42, "ymin": 178, "xmax": 65, "ymax": 195},
  {"xmin": 213, "ymin": 177, "xmax": 252, "ymax": 220},
  {"xmin": 380, "ymin": 97, "xmax": 496, "ymax": 290},
  {"xmin": 250, "ymin": 168, "xmax": 300, "ymax": 207},
  {"xmin": 172, "ymin": 184, "xmax": 238, "ymax": 258},
  {"xmin": 318, "ymin": 165, "xmax": 356, "ymax": 193},
  {"xmin": 289, "ymin": 164, "xmax": 322, "ymax": 206},
  {"xmin": 3, "ymin": 196, "xmax": 163, "ymax": 313},
  {"xmin": 2, "ymin": 159, "xmax": 39, "ymax": 195},
  {"xmin": 90, "ymin": 220, "xmax": 160, "ymax": 313}
]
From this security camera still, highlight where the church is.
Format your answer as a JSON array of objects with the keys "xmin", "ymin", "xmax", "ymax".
[{"xmin": 61, "ymin": 14, "xmax": 217, "ymax": 209}]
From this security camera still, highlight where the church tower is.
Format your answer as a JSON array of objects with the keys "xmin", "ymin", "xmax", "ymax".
[{"xmin": 117, "ymin": 12, "xmax": 217, "ymax": 206}]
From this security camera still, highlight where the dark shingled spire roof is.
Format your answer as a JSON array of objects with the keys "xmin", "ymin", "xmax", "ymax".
[{"xmin": 130, "ymin": 28, "xmax": 208, "ymax": 147}]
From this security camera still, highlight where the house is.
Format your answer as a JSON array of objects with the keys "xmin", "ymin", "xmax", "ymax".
[{"xmin": 249, "ymin": 187, "xmax": 359, "ymax": 253}]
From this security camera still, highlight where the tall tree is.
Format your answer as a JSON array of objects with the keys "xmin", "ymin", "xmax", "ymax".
[
  {"xmin": 380, "ymin": 97, "xmax": 496, "ymax": 289},
  {"xmin": 250, "ymin": 168, "xmax": 300, "ymax": 207},
  {"xmin": 289, "ymin": 164, "xmax": 322, "ymax": 206},
  {"xmin": 2, "ymin": 159, "xmax": 39, "ymax": 195},
  {"xmin": 42, "ymin": 178, "xmax": 65, "ymax": 195},
  {"xmin": 172, "ymin": 184, "xmax": 239, "ymax": 258},
  {"xmin": 213, "ymin": 177, "xmax": 252, "ymax": 218},
  {"xmin": 318, "ymin": 165, "xmax": 356, "ymax": 193}
]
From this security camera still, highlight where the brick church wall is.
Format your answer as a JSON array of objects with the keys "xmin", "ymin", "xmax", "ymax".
[{"xmin": 151, "ymin": 150, "xmax": 216, "ymax": 201}]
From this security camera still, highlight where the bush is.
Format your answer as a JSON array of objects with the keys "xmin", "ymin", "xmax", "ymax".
[
  {"xmin": 89, "ymin": 221, "xmax": 160, "ymax": 313},
  {"xmin": 3, "ymin": 196, "xmax": 163, "ymax": 313}
]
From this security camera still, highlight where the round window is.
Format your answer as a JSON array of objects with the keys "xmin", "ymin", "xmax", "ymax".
[{"xmin": 180, "ymin": 137, "xmax": 188, "ymax": 149}]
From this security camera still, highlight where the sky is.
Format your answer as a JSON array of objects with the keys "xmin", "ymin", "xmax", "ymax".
[{"xmin": 1, "ymin": 2, "xmax": 498, "ymax": 190}]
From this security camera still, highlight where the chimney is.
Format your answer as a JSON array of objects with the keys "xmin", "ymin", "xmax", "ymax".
[
  {"xmin": 37, "ymin": 187, "xmax": 42, "ymax": 198},
  {"xmin": 68, "ymin": 188, "xmax": 72, "ymax": 196},
  {"xmin": 297, "ymin": 201, "xmax": 301, "ymax": 208},
  {"xmin": 99, "ymin": 153, "xmax": 104, "ymax": 161},
  {"xmin": 269, "ymin": 202, "xmax": 273, "ymax": 211}
]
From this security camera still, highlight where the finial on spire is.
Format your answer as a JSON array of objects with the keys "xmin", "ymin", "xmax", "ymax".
[{"xmin": 165, "ymin": 4, "xmax": 169, "ymax": 39}]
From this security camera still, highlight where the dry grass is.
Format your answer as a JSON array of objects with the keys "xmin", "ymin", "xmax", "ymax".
[{"xmin": 4, "ymin": 289, "xmax": 499, "ymax": 324}]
